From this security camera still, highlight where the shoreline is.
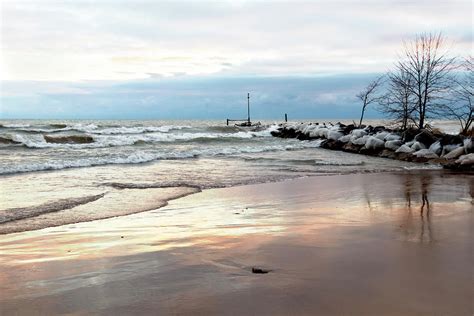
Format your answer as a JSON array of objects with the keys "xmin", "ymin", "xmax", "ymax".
[
  {"xmin": 1, "ymin": 171, "xmax": 472, "ymax": 315},
  {"xmin": 0, "ymin": 167, "xmax": 452, "ymax": 235}
]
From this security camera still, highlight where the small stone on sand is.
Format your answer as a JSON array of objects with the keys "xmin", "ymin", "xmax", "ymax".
[{"xmin": 252, "ymin": 267, "xmax": 270, "ymax": 274}]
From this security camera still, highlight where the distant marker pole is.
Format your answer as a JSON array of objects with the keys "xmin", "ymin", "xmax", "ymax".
[{"xmin": 247, "ymin": 92, "xmax": 250, "ymax": 124}]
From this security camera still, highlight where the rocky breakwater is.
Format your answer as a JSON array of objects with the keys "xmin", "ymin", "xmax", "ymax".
[{"xmin": 271, "ymin": 122, "xmax": 474, "ymax": 171}]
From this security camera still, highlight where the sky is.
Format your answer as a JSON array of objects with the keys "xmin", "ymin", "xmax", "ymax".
[{"xmin": 0, "ymin": 0, "xmax": 472, "ymax": 119}]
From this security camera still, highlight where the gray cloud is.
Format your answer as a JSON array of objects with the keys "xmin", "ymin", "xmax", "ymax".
[{"xmin": 1, "ymin": 0, "xmax": 471, "ymax": 81}]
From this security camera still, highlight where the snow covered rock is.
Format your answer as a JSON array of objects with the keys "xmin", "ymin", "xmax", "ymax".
[
  {"xmin": 464, "ymin": 138, "xmax": 473, "ymax": 153},
  {"xmin": 412, "ymin": 149, "xmax": 439, "ymax": 159},
  {"xmin": 441, "ymin": 144, "xmax": 461, "ymax": 156},
  {"xmin": 351, "ymin": 129, "xmax": 367, "ymax": 138},
  {"xmin": 385, "ymin": 140, "xmax": 402, "ymax": 151},
  {"xmin": 456, "ymin": 153, "xmax": 474, "ymax": 165},
  {"xmin": 428, "ymin": 141, "xmax": 442, "ymax": 156},
  {"xmin": 338, "ymin": 134, "xmax": 351, "ymax": 143},
  {"xmin": 302, "ymin": 124, "xmax": 316, "ymax": 134},
  {"xmin": 411, "ymin": 141, "xmax": 426, "ymax": 151},
  {"xmin": 396, "ymin": 144, "xmax": 415, "ymax": 153},
  {"xmin": 443, "ymin": 146, "xmax": 465, "ymax": 159},
  {"xmin": 384, "ymin": 133, "xmax": 401, "ymax": 141},
  {"xmin": 405, "ymin": 140, "xmax": 415, "ymax": 147},
  {"xmin": 374, "ymin": 132, "xmax": 389, "ymax": 141},
  {"xmin": 352, "ymin": 135, "xmax": 370, "ymax": 146},
  {"xmin": 364, "ymin": 136, "xmax": 385, "ymax": 150},
  {"xmin": 327, "ymin": 130, "xmax": 344, "ymax": 141},
  {"xmin": 315, "ymin": 128, "xmax": 329, "ymax": 138}
]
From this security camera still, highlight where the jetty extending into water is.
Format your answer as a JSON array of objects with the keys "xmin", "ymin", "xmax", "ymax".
[{"xmin": 270, "ymin": 122, "xmax": 474, "ymax": 171}]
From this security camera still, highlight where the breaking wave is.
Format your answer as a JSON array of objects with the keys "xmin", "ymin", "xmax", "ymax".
[
  {"xmin": 0, "ymin": 124, "xmax": 280, "ymax": 149},
  {"xmin": 0, "ymin": 193, "xmax": 106, "ymax": 224},
  {"xmin": 0, "ymin": 140, "xmax": 321, "ymax": 175},
  {"xmin": 1, "ymin": 123, "xmax": 193, "ymax": 135}
]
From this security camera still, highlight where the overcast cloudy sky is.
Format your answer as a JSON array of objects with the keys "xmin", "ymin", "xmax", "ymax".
[{"xmin": 1, "ymin": 0, "xmax": 472, "ymax": 119}]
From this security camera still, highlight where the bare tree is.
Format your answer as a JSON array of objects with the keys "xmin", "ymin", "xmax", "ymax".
[
  {"xmin": 379, "ymin": 69, "xmax": 417, "ymax": 131},
  {"xmin": 396, "ymin": 33, "xmax": 456, "ymax": 129},
  {"xmin": 440, "ymin": 57, "xmax": 473, "ymax": 135},
  {"xmin": 356, "ymin": 76, "xmax": 383, "ymax": 127}
]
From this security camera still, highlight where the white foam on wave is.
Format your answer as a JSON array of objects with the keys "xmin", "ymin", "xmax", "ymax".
[
  {"xmin": 84, "ymin": 125, "xmax": 192, "ymax": 135},
  {"xmin": 0, "ymin": 139, "xmax": 322, "ymax": 174},
  {"xmin": 3, "ymin": 124, "xmax": 282, "ymax": 149},
  {"xmin": 0, "ymin": 151, "xmax": 194, "ymax": 174},
  {"xmin": 1, "ymin": 123, "xmax": 31, "ymax": 128}
]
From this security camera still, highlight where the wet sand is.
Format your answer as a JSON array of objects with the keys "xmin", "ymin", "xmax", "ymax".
[{"xmin": 0, "ymin": 171, "xmax": 473, "ymax": 315}]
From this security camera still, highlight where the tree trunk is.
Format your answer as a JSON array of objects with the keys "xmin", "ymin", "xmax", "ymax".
[{"xmin": 359, "ymin": 105, "xmax": 366, "ymax": 127}]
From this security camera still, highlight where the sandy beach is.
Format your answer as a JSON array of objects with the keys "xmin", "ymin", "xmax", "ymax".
[{"xmin": 0, "ymin": 171, "xmax": 472, "ymax": 315}]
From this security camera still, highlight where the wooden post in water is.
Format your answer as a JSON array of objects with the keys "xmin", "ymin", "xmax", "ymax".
[{"xmin": 247, "ymin": 92, "xmax": 250, "ymax": 124}]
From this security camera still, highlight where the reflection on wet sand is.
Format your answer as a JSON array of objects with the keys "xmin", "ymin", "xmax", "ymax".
[
  {"xmin": 419, "ymin": 175, "xmax": 432, "ymax": 243},
  {"xmin": 0, "ymin": 172, "xmax": 472, "ymax": 315},
  {"xmin": 397, "ymin": 174, "xmax": 436, "ymax": 243}
]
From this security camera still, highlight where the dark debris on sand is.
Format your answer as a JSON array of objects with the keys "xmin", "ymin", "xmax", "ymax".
[{"xmin": 252, "ymin": 267, "xmax": 270, "ymax": 274}]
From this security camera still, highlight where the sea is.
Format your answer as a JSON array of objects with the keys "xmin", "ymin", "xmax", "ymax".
[{"xmin": 0, "ymin": 119, "xmax": 460, "ymax": 234}]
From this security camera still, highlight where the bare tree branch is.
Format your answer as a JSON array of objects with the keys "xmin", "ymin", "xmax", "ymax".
[
  {"xmin": 356, "ymin": 76, "xmax": 384, "ymax": 127},
  {"xmin": 395, "ymin": 33, "xmax": 456, "ymax": 129}
]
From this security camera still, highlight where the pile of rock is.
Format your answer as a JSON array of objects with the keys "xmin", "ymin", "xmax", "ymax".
[{"xmin": 270, "ymin": 122, "xmax": 473, "ymax": 171}]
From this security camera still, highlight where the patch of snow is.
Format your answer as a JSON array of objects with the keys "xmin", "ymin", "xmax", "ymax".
[
  {"xmin": 411, "ymin": 141, "xmax": 426, "ymax": 151},
  {"xmin": 396, "ymin": 144, "xmax": 415, "ymax": 153},
  {"xmin": 351, "ymin": 129, "xmax": 367, "ymax": 138},
  {"xmin": 443, "ymin": 146, "xmax": 465, "ymax": 159},
  {"xmin": 413, "ymin": 149, "xmax": 438, "ymax": 159},
  {"xmin": 365, "ymin": 136, "xmax": 385, "ymax": 150},
  {"xmin": 328, "ymin": 130, "xmax": 344, "ymax": 141},
  {"xmin": 441, "ymin": 144, "xmax": 461, "ymax": 156},
  {"xmin": 352, "ymin": 135, "xmax": 370, "ymax": 146},
  {"xmin": 339, "ymin": 135, "xmax": 351, "ymax": 143},
  {"xmin": 374, "ymin": 132, "xmax": 389, "ymax": 141},
  {"xmin": 384, "ymin": 133, "xmax": 401, "ymax": 141},
  {"xmin": 428, "ymin": 141, "xmax": 442, "ymax": 156},
  {"xmin": 385, "ymin": 140, "xmax": 402, "ymax": 151},
  {"xmin": 456, "ymin": 153, "xmax": 474, "ymax": 165},
  {"xmin": 464, "ymin": 138, "xmax": 473, "ymax": 153}
]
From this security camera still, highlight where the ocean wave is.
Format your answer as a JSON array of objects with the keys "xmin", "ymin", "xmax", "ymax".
[
  {"xmin": 313, "ymin": 161, "xmax": 366, "ymax": 166},
  {"xmin": 0, "ymin": 187, "xmax": 201, "ymax": 234},
  {"xmin": 0, "ymin": 125, "xmax": 280, "ymax": 149},
  {"xmin": 102, "ymin": 182, "xmax": 203, "ymax": 190},
  {"xmin": 7, "ymin": 124, "xmax": 192, "ymax": 135},
  {"xmin": 0, "ymin": 141, "xmax": 321, "ymax": 174},
  {"xmin": 87, "ymin": 125, "xmax": 192, "ymax": 134},
  {"xmin": 0, "ymin": 151, "xmax": 195, "ymax": 174},
  {"xmin": 0, "ymin": 136, "xmax": 22, "ymax": 145},
  {"xmin": 1, "ymin": 123, "xmax": 31, "ymax": 128},
  {"xmin": 4, "ymin": 123, "xmax": 98, "ymax": 134},
  {"xmin": 0, "ymin": 193, "xmax": 105, "ymax": 224}
]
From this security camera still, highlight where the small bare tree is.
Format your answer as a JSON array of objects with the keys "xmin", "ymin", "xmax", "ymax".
[
  {"xmin": 396, "ymin": 32, "xmax": 456, "ymax": 129},
  {"xmin": 379, "ymin": 69, "xmax": 417, "ymax": 131},
  {"xmin": 356, "ymin": 76, "xmax": 383, "ymax": 127},
  {"xmin": 440, "ymin": 57, "xmax": 473, "ymax": 135}
]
